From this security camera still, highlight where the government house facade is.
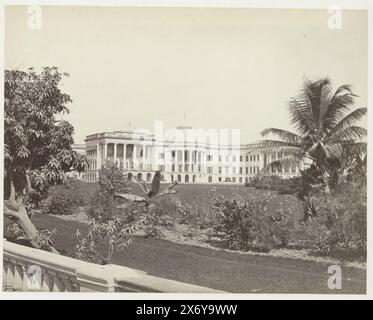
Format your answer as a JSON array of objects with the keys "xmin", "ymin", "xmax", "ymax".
[{"xmin": 82, "ymin": 126, "xmax": 304, "ymax": 184}]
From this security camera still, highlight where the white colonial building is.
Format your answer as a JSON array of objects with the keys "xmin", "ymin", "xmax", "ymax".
[{"xmin": 83, "ymin": 126, "xmax": 304, "ymax": 184}]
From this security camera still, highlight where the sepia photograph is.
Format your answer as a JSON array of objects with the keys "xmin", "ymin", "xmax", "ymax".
[{"xmin": 1, "ymin": 1, "xmax": 370, "ymax": 298}]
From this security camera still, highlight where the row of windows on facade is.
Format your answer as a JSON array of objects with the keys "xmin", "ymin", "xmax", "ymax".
[
  {"xmin": 167, "ymin": 164, "xmax": 295, "ymax": 174},
  {"xmin": 88, "ymin": 149, "xmax": 260, "ymax": 163},
  {"xmin": 89, "ymin": 159, "xmax": 296, "ymax": 175},
  {"xmin": 151, "ymin": 164, "xmax": 262, "ymax": 174},
  {"xmin": 84, "ymin": 171, "xmax": 253, "ymax": 184},
  {"xmin": 170, "ymin": 175, "xmax": 251, "ymax": 183},
  {"xmin": 158, "ymin": 153, "xmax": 260, "ymax": 163}
]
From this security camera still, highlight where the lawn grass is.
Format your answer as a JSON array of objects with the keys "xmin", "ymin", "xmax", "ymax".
[{"xmin": 31, "ymin": 213, "xmax": 366, "ymax": 294}]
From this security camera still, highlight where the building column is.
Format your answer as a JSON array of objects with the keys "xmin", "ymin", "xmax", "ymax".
[
  {"xmin": 202, "ymin": 151, "xmax": 206, "ymax": 174},
  {"xmin": 123, "ymin": 144, "xmax": 127, "ymax": 170},
  {"xmin": 133, "ymin": 144, "xmax": 137, "ymax": 170},
  {"xmin": 113, "ymin": 143, "xmax": 117, "ymax": 164},
  {"xmin": 96, "ymin": 144, "xmax": 101, "ymax": 169},
  {"xmin": 142, "ymin": 144, "xmax": 146, "ymax": 167},
  {"xmin": 103, "ymin": 143, "xmax": 108, "ymax": 169},
  {"xmin": 96, "ymin": 144, "xmax": 101, "ymax": 181},
  {"xmin": 181, "ymin": 149, "xmax": 185, "ymax": 173},
  {"xmin": 173, "ymin": 150, "xmax": 177, "ymax": 173}
]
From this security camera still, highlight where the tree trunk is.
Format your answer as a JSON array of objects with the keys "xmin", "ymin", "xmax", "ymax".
[
  {"xmin": 322, "ymin": 171, "xmax": 330, "ymax": 194},
  {"xmin": 4, "ymin": 203, "xmax": 59, "ymax": 254},
  {"xmin": 4, "ymin": 175, "xmax": 60, "ymax": 253},
  {"xmin": 14, "ymin": 205, "xmax": 37, "ymax": 241},
  {"xmin": 330, "ymin": 171, "xmax": 341, "ymax": 189},
  {"xmin": 4, "ymin": 203, "xmax": 37, "ymax": 242}
]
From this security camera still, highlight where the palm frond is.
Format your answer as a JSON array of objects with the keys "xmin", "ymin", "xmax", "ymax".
[
  {"xmin": 327, "ymin": 108, "xmax": 367, "ymax": 137},
  {"xmin": 261, "ymin": 154, "xmax": 303, "ymax": 173},
  {"xmin": 255, "ymin": 139, "xmax": 302, "ymax": 154},
  {"xmin": 323, "ymin": 85, "xmax": 356, "ymax": 131},
  {"xmin": 328, "ymin": 126, "xmax": 367, "ymax": 143},
  {"xmin": 323, "ymin": 143, "xmax": 343, "ymax": 159},
  {"xmin": 306, "ymin": 141, "xmax": 342, "ymax": 162},
  {"xmin": 340, "ymin": 141, "xmax": 367, "ymax": 161},
  {"xmin": 344, "ymin": 141, "xmax": 367, "ymax": 155},
  {"xmin": 319, "ymin": 83, "xmax": 333, "ymax": 130},
  {"xmin": 288, "ymin": 98, "xmax": 316, "ymax": 135},
  {"xmin": 303, "ymin": 78, "xmax": 330, "ymax": 128},
  {"xmin": 260, "ymin": 128, "xmax": 303, "ymax": 145}
]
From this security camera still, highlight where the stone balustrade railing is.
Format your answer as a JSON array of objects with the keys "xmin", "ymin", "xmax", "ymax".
[{"xmin": 3, "ymin": 240, "xmax": 224, "ymax": 293}]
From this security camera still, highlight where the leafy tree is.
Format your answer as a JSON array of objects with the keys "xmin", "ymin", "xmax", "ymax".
[
  {"xmin": 4, "ymin": 67, "xmax": 88, "ymax": 251},
  {"xmin": 87, "ymin": 161, "xmax": 131, "ymax": 222},
  {"xmin": 259, "ymin": 78, "xmax": 367, "ymax": 193}
]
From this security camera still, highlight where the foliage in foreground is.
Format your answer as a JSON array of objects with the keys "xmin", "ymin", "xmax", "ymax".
[
  {"xmin": 4, "ymin": 67, "xmax": 88, "ymax": 252},
  {"xmin": 73, "ymin": 162, "xmax": 182, "ymax": 264},
  {"xmin": 211, "ymin": 180, "xmax": 366, "ymax": 258},
  {"xmin": 40, "ymin": 179, "xmax": 94, "ymax": 216},
  {"xmin": 214, "ymin": 197, "xmax": 294, "ymax": 252}
]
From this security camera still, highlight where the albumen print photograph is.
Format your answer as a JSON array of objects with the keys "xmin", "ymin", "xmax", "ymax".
[{"xmin": 2, "ymin": 4, "xmax": 368, "ymax": 294}]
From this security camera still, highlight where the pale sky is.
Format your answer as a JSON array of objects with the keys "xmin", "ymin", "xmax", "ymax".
[{"xmin": 5, "ymin": 6, "xmax": 368, "ymax": 144}]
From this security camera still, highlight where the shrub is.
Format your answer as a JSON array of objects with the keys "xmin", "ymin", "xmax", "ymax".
[
  {"xmin": 268, "ymin": 207, "xmax": 295, "ymax": 248},
  {"xmin": 140, "ymin": 195, "xmax": 184, "ymax": 237},
  {"xmin": 75, "ymin": 194, "xmax": 184, "ymax": 264},
  {"xmin": 87, "ymin": 161, "xmax": 130, "ymax": 221},
  {"xmin": 40, "ymin": 179, "xmax": 92, "ymax": 215},
  {"xmin": 41, "ymin": 186, "xmax": 76, "ymax": 215},
  {"xmin": 74, "ymin": 208, "xmax": 146, "ymax": 264},
  {"xmin": 179, "ymin": 189, "xmax": 223, "ymax": 229},
  {"xmin": 289, "ymin": 181, "xmax": 367, "ymax": 258},
  {"xmin": 315, "ymin": 182, "xmax": 367, "ymax": 256},
  {"xmin": 214, "ymin": 198, "xmax": 273, "ymax": 252},
  {"xmin": 75, "ymin": 161, "xmax": 186, "ymax": 263},
  {"xmin": 211, "ymin": 180, "xmax": 366, "ymax": 259},
  {"xmin": 290, "ymin": 220, "xmax": 331, "ymax": 255},
  {"xmin": 150, "ymin": 195, "xmax": 181, "ymax": 226}
]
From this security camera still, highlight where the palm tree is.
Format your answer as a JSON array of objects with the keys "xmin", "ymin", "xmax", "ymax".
[{"xmin": 258, "ymin": 78, "xmax": 367, "ymax": 193}]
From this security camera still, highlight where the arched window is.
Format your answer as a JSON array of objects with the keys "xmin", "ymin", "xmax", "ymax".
[
  {"xmin": 177, "ymin": 175, "xmax": 182, "ymax": 182},
  {"xmin": 185, "ymin": 175, "xmax": 189, "ymax": 183},
  {"xmin": 208, "ymin": 175, "xmax": 212, "ymax": 183},
  {"xmin": 137, "ymin": 173, "xmax": 143, "ymax": 180},
  {"xmin": 192, "ymin": 175, "xmax": 196, "ymax": 183},
  {"xmin": 146, "ymin": 173, "xmax": 152, "ymax": 182}
]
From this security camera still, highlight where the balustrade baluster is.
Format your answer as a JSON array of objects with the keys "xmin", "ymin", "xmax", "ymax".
[
  {"xmin": 21, "ymin": 264, "xmax": 31, "ymax": 291},
  {"xmin": 62, "ymin": 277, "xmax": 75, "ymax": 292},
  {"xmin": 3, "ymin": 260, "xmax": 7, "ymax": 291},
  {"xmin": 13, "ymin": 263, "xmax": 24, "ymax": 291},
  {"xmin": 4, "ymin": 261, "xmax": 15, "ymax": 291},
  {"xmin": 42, "ymin": 271, "xmax": 53, "ymax": 292},
  {"xmin": 51, "ymin": 273, "xmax": 65, "ymax": 292},
  {"xmin": 72, "ymin": 282, "xmax": 80, "ymax": 292}
]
